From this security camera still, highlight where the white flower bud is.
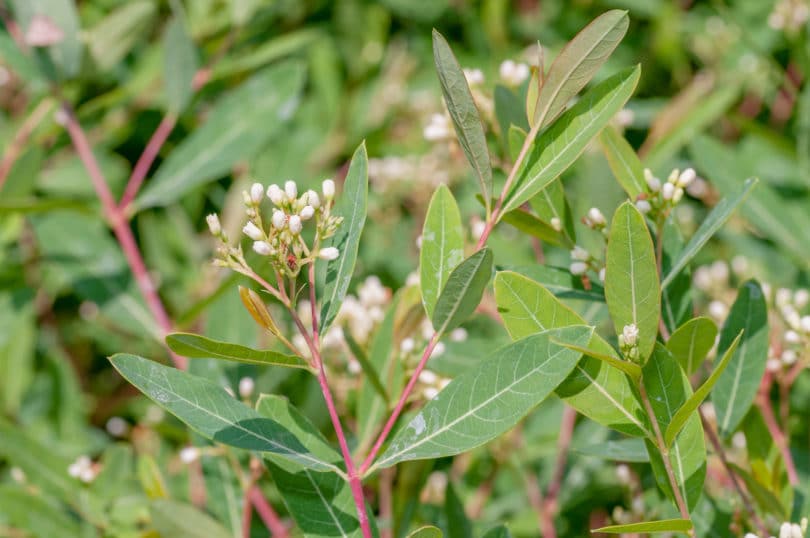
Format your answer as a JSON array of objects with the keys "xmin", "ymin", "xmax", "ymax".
[
  {"xmin": 419, "ymin": 370, "xmax": 438, "ymax": 385},
  {"xmin": 622, "ymin": 324, "xmax": 639, "ymax": 347},
  {"xmin": 305, "ymin": 189, "xmax": 321, "ymax": 208},
  {"xmin": 288, "ymin": 215, "xmax": 302, "ymax": 234},
  {"xmin": 635, "ymin": 199, "xmax": 652, "ymax": 214},
  {"xmin": 785, "ymin": 330, "xmax": 801, "ymax": 344},
  {"xmin": 105, "ymin": 416, "xmax": 129, "ymax": 437},
  {"xmin": 662, "ymin": 182, "xmax": 676, "ymax": 201},
  {"xmin": 587, "ymin": 207, "xmax": 606, "ymax": 226},
  {"xmin": 400, "ymin": 337, "xmax": 415, "ymax": 353},
  {"xmin": 206, "ymin": 214, "xmax": 222, "ymax": 236},
  {"xmin": 644, "ymin": 168, "xmax": 661, "ymax": 192},
  {"xmin": 672, "ymin": 187, "xmax": 684, "ymax": 204},
  {"xmin": 285, "ymin": 180, "xmax": 298, "ymax": 200},
  {"xmin": 599, "ymin": 268, "xmax": 606, "ymax": 282},
  {"xmin": 424, "ymin": 387, "xmax": 440, "ymax": 400},
  {"xmin": 179, "ymin": 446, "xmax": 200, "ymax": 464},
  {"xmin": 238, "ymin": 377, "xmax": 255, "ymax": 398},
  {"xmin": 450, "ymin": 328, "xmax": 468, "ymax": 342},
  {"xmin": 499, "ymin": 59, "xmax": 530, "ymax": 86},
  {"xmin": 777, "ymin": 288, "xmax": 793, "ymax": 306},
  {"xmin": 571, "ymin": 245, "xmax": 590, "ymax": 262},
  {"xmin": 667, "ymin": 169, "xmax": 680, "ymax": 184},
  {"xmin": 780, "ymin": 523, "xmax": 792, "ymax": 538},
  {"xmin": 250, "ymin": 182, "xmax": 264, "ymax": 204},
  {"xmin": 463, "ymin": 68, "xmax": 484, "ymax": 86},
  {"xmin": 616, "ymin": 464, "xmax": 631, "ymax": 484},
  {"xmin": 794, "ymin": 289, "xmax": 810, "ymax": 309},
  {"xmin": 322, "ymin": 179, "xmax": 335, "ymax": 199},
  {"xmin": 570, "ymin": 261, "xmax": 588, "ymax": 276},
  {"xmin": 300, "ymin": 205, "xmax": 315, "ymax": 220},
  {"xmin": 79, "ymin": 467, "xmax": 96, "ymax": 483},
  {"xmin": 801, "ymin": 316, "xmax": 810, "ymax": 333},
  {"xmin": 319, "ymin": 247, "xmax": 340, "ymax": 261},
  {"xmin": 471, "ymin": 219, "xmax": 486, "ymax": 240},
  {"xmin": 10, "ymin": 467, "xmax": 25, "ymax": 484},
  {"xmin": 781, "ymin": 350, "xmax": 798, "ymax": 365},
  {"xmin": 709, "ymin": 300, "xmax": 728, "ymax": 320},
  {"xmin": 677, "ymin": 168, "xmax": 696, "ymax": 188},
  {"xmin": 267, "ymin": 184, "xmax": 284, "ymax": 205},
  {"xmin": 253, "ymin": 241, "xmax": 273, "ymax": 256},
  {"xmin": 242, "ymin": 221, "xmax": 264, "ymax": 241},
  {"xmin": 550, "ymin": 217, "xmax": 562, "ymax": 232},
  {"xmin": 272, "ymin": 209, "xmax": 286, "ymax": 230},
  {"xmin": 430, "ymin": 342, "xmax": 446, "ymax": 358}
]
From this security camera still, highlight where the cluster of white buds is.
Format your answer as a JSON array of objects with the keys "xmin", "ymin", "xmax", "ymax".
[
  {"xmin": 68, "ymin": 455, "xmax": 98, "ymax": 483},
  {"xmin": 583, "ymin": 207, "xmax": 607, "ymax": 233},
  {"xmin": 463, "ymin": 68, "xmax": 485, "ymax": 87},
  {"xmin": 772, "ymin": 286, "xmax": 810, "ymax": 369},
  {"xmin": 768, "ymin": 0, "xmax": 810, "ymax": 33},
  {"xmin": 746, "ymin": 518, "xmax": 808, "ymax": 538},
  {"xmin": 209, "ymin": 179, "xmax": 342, "ymax": 278},
  {"xmin": 418, "ymin": 369, "xmax": 452, "ymax": 400},
  {"xmin": 569, "ymin": 245, "xmax": 605, "ymax": 282},
  {"xmin": 618, "ymin": 323, "xmax": 640, "ymax": 362},
  {"xmin": 499, "ymin": 59, "xmax": 530, "ymax": 86},
  {"xmin": 635, "ymin": 168, "xmax": 696, "ymax": 217},
  {"xmin": 423, "ymin": 113, "xmax": 454, "ymax": 142}
]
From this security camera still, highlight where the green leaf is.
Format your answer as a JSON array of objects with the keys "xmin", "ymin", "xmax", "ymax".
[
  {"xmin": 420, "ymin": 185, "xmax": 464, "ymax": 319},
  {"xmin": 138, "ymin": 454, "xmax": 168, "ymax": 499},
  {"xmin": 665, "ymin": 331, "xmax": 743, "ymax": 447},
  {"xmin": 599, "ymin": 125, "xmax": 646, "ymax": 199},
  {"xmin": 151, "ymin": 499, "xmax": 232, "ymax": 538},
  {"xmin": 500, "ymin": 207, "xmax": 564, "ymax": 246},
  {"xmin": 552, "ymin": 339, "xmax": 641, "ymax": 381},
  {"xmin": 87, "ymin": 1, "xmax": 155, "ymax": 71},
  {"xmin": 529, "ymin": 179, "xmax": 577, "ymax": 244},
  {"xmin": 0, "ymin": 485, "xmax": 82, "ymax": 537},
  {"xmin": 255, "ymin": 395, "xmax": 341, "ymax": 465},
  {"xmin": 409, "ymin": 526, "xmax": 443, "ymax": 538},
  {"xmin": 321, "ymin": 142, "xmax": 369, "ymax": 333},
  {"xmin": 11, "ymin": 0, "xmax": 82, "ymax": 78},
  {"xmin": 605, "ymin": 201, "xmax": 660, "ymax": 362},
  {"xmin": 532, "ymin": 9, "xmax": 629, "ymax": 127},
  {"xmin": 660, "ymin": 217, "xmax": 693, "ymax": 333},
  {"xmin": 445, "ymin": 482, "xmax": 471, "ymax": 538},
  {"xmin": 482, "ymin": 525, "xmax": 512, "ymax": 538},
  {"xmin": 574, "ymin": 438, "xmax": 649, "ymax": 462},
  {"xmin": 0, "ymin": 290, "xmax": 35, "ymax": 415},
  {"xmin": 166, "ymin": 332, "xmax": 309, "ymax": 369},
  {"xmin": 109, "ymin": 354, "xmax": 339, "ymax": 473},
  {"xmin": 494, "ymin": 271, "xmax": 648, "ymax": 437},
  {"xmin": 642, "ymin": 345, "xmax": 706, "ymax": 511},
  {"xmin": 432, "ymin": 30, "xmax": 492, "ymax": 212},
  {"xmin": 593, "ymin": 518, "xmax": 693, "ymax": 534},
  {"xmin": 431, "ymin": 248, "xmax": 493, "ymax": 335},
  {"xmin": 163, "ymin": 15, "xmax": 199, "ymax": 113},
  {"xmin": 711, "ymin": 280, "xmax": 769, "ymax": 437},
  {"xmin": 495, "ymin": 86, "xmax": 529, "ymax": 153},
  {"xmin": 505, "ymin": 264, "xmax": 605, "ymax": 302},
  {"xmin": 502, "ymin": 65, "xmax": 640, "ymax": 214},
  {"xmin": 661, "ymin": 178, "xmax": 758, "ymax": 288},
  {"xmin": 344, "ymin": 328, "xmax": 388, "ymax": 403},
  {"xmin": 135, "ymin": 62, "xmax": 305, "ymax": 210},
  {"xmin": 666, "ymin": 317, "xmax": 717, "ymax": 375},
  {"xmin": 373, "ymin": 326, "xmax": 592, "ymax": 470}
]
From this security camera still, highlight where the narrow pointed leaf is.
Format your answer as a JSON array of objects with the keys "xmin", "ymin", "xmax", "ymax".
[
  {"xmin": 605, "ymin": 201, "xmax": 660, "ymax": 362},
  {"xmin": 666, "ymin": 317, "xmax": 717, "ymax": 375},
  {"xmin": 593, "ymin": 519, "xmax": 693, "ymax": 534},
  {"xmin": 445, "ymin": 483, "xmax": 472, "ymax": 538},
  {"xmin": 665, "ymin": 331, "xmax": 743, "ymax": 446},
  {"xmin": 420, "ymin": 185, "xmax": 464, "ymax": 319},
  {"xmin": 599, "ymin": 125, "xmax": 645, "ymax": 199},
  {"xmin": 151, "ymin": 499, "xmax": 232, "ymax": 538},
  {"xmin": 553, "ymin": 339, "xmax": 641, "ymax": 381},
  {"xmin": 432, "ymin": 30, "xmax": 492, "ymax": 211},
  {"xmin": 494, "ymin": 271, "xmax": 648, "ymax": 437},
  {"xmin": 409, "ymin": 527, "xmax": 442, "ymax": 538},
  {"xmin": 239, "ymin": 285, "xmax": 282, "ymax": 338},
  {"xmin": 506, "ymin": 264, "xmax": 605, "ymax": 301},
  {"xmin": 662, "ymin": 178, "xmax": 758, "ymax": 288},
  {"xmin": 533, "ymin": 9, "xmax": 629, "ymax": 127},
  {"xmin": 109, "ymin": 354, "xmax": 338, "ymax": 472},
  {"xmin": 502, "ymin": 65, "xmax": 640, "ymax": 214},
  {"xmin": 344, "ymin": 328, "xmax": 388, "ymax": 403},
  {"xmin": 431, "ymin": 248, "xmax": 493, "ymax": 335},
  {"xmin": 166, "ymin": 332, "xmax": 309, "ymax": 369},
  {"xmin": 163, "ymin": 15, "xmax": 198, "ymax": 112},
  {"xmin": 574, "ymin": 438, "xmax": 649, "ymax": 462},
  {"xmin": 321, "ymin": 142, "xmax": 369, "ymax": 332},
  {"xmin": 660, "ymin": 217, "xmax": 693, "ymax": 332},
  {"xmin": 529, "ymin": 179, "xmax": 577, "ymax": 244},
  {"xmin": 643, "ymin": 345, "xmax": 706, "ymax": 510},
  {"xmin": 482, "ymin": 526, "xmax": 512, "ymax": 538},
  {"xmin": 711, "ymin": 280, "xmax": 769, "ymax": 437},
  {"xmin": 373, "ymin": 326, "xmax": 592, "ymax": 469}
]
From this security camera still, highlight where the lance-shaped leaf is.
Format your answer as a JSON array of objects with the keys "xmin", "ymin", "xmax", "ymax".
[
  {"xmin": 502, "ymin": 65, "xmax": 640, "ymax": 214},
  {"xmin": 409, "ymin": 526, "xmax": 443, "ymax": 538},
  {"xmin": 373, "ymin": 326, "xmax": 592, "ymax": 470},
  {"xmin": 166, "ymin": 332, "xmax": 309, "ymax": 370},
  {"xmin": 432, "ymin": 30, "xmax": 492, "ymax": 212},
  {"xmin": 344, "ymin": 328, "xmax": 388, "ymax": 403},
  {"xmin": 505, "ymin": 264, "xmax": 605, "ymax": 302},
  {"xmin": 431, "ymin": 248, "xmax": 493, "ymax": 335},
  {"xmin": 642, "ymin": 345, "xmax": 706, "ymax": 511},
  {"xmin": 711, "ymin": 280, "xmax": 769, "ymax": 437},
  {"xmin": 151, "ymin": 500, "xmax": 232, "ymax": 538},
  {"xmin": 239, "ymin": 286, "xmax": 283, "ymax": 338},
  {"xmin": 494, "ymin": 271, "xmax": 649, "ymax": 437},
  {"xmin": 600, "ymin": 125, "xmax": 646, "ymax": 199},
  {"xmin": 665, "ymin": 331, "xmax": 743, "ymax": 447},
  {"xmin": 482, "ymin": 526, "xmax": 511, "ymax": 538},
  {"xmin": 109, "ymin": 354, "xmax": 338, "ymax": 473},
  {"xmin": 660, "ymin": 218, "xmax": 694, "ymax": 333},
  {"xmin": 661, "ymin": 178, "xmax": 758, "ymax": 288},
  {"xmin": 321, "ymin": 143, "xmax": 369, "ymax": 332},
  {"xmin": 532, "ymin": 9, "xmax": 629, "ymax": 128},
  {"xmin": 420, "ymin": 185, "xmax": 464, "ymax": 319},
  {"xmin": 593, "ymin": 519, "xmax": 693, "ymax": 534},
  {"xmin": 574, "ymin": 438, "xmax": 649, "ymax": 462},
  {"xmin": 529, "ymin": 179, "xmax": 576, "ymax": 245},
  {"xmin": 553, "ymin": 339, "xmax": 641, "ymax": 381},
  {"xmin": 445, "ymin": 483, "xmax": 472, "ymax": 538},
  {"xmin": 666, "ymin": 317, "xmax": 717, "ymax": 375},
  {"xmin": 163, "ymin": 15, "xmax": 198, "ymax": 113},
  {"xmin": 605, "ymin": 201, "xmax": 660, "ymax": 362},
  {"xmin": 256, "ymin": 395, "xmax": 371, "ymax": 537}
]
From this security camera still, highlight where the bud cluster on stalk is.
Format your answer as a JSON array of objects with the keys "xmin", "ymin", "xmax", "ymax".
[
  {"xmin": 207, "ymin": 179, "xmax": 343, "ymax": 278},
  {"xmin": 634, "ymin": 167, "xmax": 697, "ymax": 218}
]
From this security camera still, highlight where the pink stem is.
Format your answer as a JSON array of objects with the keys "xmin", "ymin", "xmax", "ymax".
[
  {"xmin": 61, "ymin": 103, "xmax": 187, "ymax": 370},
  {"xmin": 757, "ymin": 376, "xmax": 799, "ymax": 486},
  {"xmin": 119, "ymin": 112, "xmax": 178, "ymax": 211},
  {"xmin": 248, "ymin": 486, "xmax": 289, "ymax": 538}
]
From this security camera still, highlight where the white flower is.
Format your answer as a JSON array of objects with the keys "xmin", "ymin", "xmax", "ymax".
[
  {"xmin": 570, "ymin": 261, "xmax": 588, "ymax": 276},
  {"xmin": 672, "ymin": 187, "xmax": 684, "ymax": 204},
  {"xmin": 662, "ymin": 182, "xmax": 676, "ymax": 201},
  {"xmin": 253, "ymin": 241, "xmax": 273, "ymax": 256},
  {"xmin": 358, "ymin": 276, "xmax": 388, "ymax": 307},
  {"xmin": 795, "ymin": 289, "xmax": 810, "ymax": 309},
  {"xmin": 644, "ymin": 169, "xmax": 661, "ymax": 192},
  {"xmin": 272, "ymin": 209, "xmax": 286, "ymax": 230},
  {"xmin": 450, "ymin": 328, "xmax": 468, "ymax": 342},
  {"xmin": 285, "ymin": 180, "xmax": 298, "ymax": 200},
  {"xmin": 319, "ymin": 247, "xmax": 340, "ymax": 261},
  {"xmin": 250, "ymin": 182, "xmax": 264, "ymax": 204},
  {"xmin": 781, "ymin": 350, "xmax": 798, "ymax": 365},
  {"xmin": 471, "ymin": 218, "xmax": 486, "ymax": 240},
  {"xmin": 571, "ymin": 245, "xmax": 590, "ymax": 262},
  {"xmin": 424, "ymin": 113, "xmax": 452, "ymax": 141},
  {"xmin": 430, "ymin": 342, "xmax": 446, "ymax": 358},
  {"xmin": 499, "ymin": 60, "xmax": 530, "ymax": 86},
  {"xmin": 731, "ymin": 255, "xmax": 749, "ymax": 275},
  {"xmin": 550, "ymin": 217, "xmax": 562, "ymax": 232},
  {"xmin": 801, "ymin": 316, "xmax": 810, "ymax": 333},
  {"xmin": 777, "ymin": 288, "xmax": 793, "ymax": 306},
  {"xmin": 322, "ymin": 179, "xmax": 335, "ymax": 199},
  {"xmin": 677, "ymin": 168, "xmax": 696, "ymax": 188},
  {"xmin": 206, "ymin": 214, "xmax": 221, "ymax": 236},
  {"xmin": 400, "ymin": 337, "xmax": 415, "ymax": 353},
  {"xmin": 419, "ymin": 370, "xmax": 438, "ymax": 385},
  {"xmin": 68, "ymin": 456, "xmax": 97, "ymax": 483},
  {"xmin": 105, "ymin": 417, "xmax": 129, "ymax": 437},
  {"xmin": 710, "ymin": 260, "xmax": 729, "ymax": 283},
  {"xmin": 743, "ymin": 533, "xmax": 759, "ymax": 538},
  {"xmin": 288, "ymin": 215, "xmax": 302, "ymax": 234},
  {"xmin": 267, "ymin": 184, "xmax": 284, "ymax": 205},
  {"xmin": 709, "ymin": 300, "xmax": 728, "ymax": 320},
  {"xmin": 622, "ymin": 324, "xmax": 639, "ymax": 347},
  {"xmin": 587, "ymin": 207, "xmax": 606, "ymax": 226},
  {"xmin": 300, "ymin": 205, "xmax": 315, "ymax": 220},
  {"xmin": 10, "ymin": 467, "xmax": 25, "ymax": 484},
  {"xmin": 635, "ymin": 199, "xmax": 652, "ymax": 214},
  {"xmin": 424, "ymin": 387, "xmax": 440, "ymax": 400},
  {"xmin": 242, "ymin": 221, "xmax": 264, "ymax": 241},
  {"xmin": 463, "ymin": 68, "xmax": 485, "ymax": 86},
  {"xmin": 238, "ymin": 377, "xmax": 255, "ymax": 398},
  {"xmin": 785, "ymin": 330, "xmax": 801, "ymax": 344},
  {"xmin": 615, "ymin": 464, "xmax": 631, "ymax": 484},
  {"xmin": 305, "ymin": 189, "xmax": 321, "ymax": 209},
  {"xmin": 598, "ymin": 267, "xmax": 606, "ymax": 282},
  {"xmin": 179, "ymin": 446, "xmax": 200, "ymax": 464}
]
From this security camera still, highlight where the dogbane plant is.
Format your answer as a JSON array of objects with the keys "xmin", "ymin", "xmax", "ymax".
[{"xmin": 107, "ymin": 10, "xmax": 797, "ymax": 538}]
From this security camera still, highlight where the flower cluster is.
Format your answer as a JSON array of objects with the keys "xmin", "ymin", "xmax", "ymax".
[
  {"xmin": 68, "ymin": 455, "xmax": 98, "ymax": 483},
  {"xmin": 745, "ymin": 518, "xmax": 807, "ymax": 538},
  {"xmin": 635, "ymin": 167, "xmax": 697, "ymax": 217},
  {"xmin": 618, "ymin": 323, "xmax": 640, "ymax": 362},
  {"xmin": 768, "ymin": 0, "xmax": 810, "ymax": 33},
  {"xmin": 208, "ymin": 179, "xmax": 342, "ymax": 278},
  {"xmin": 568, "ymin": 239, "xmax": 606, "ymax": 283}
]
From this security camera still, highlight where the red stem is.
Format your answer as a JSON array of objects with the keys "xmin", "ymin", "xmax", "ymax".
[
  {"xmin": 119, "ymin": 113, "xmax": 178, "ymax": 211},
  {"xmin": 248, "ymin": 486, "xmax": 289, "ymax": 538},
  {"xmin": 757, "ymin": 375, "xmax": 799, "ymax": 486}
]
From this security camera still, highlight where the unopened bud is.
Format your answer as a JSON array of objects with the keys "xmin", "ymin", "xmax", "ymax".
[
  {"xmin": 322, "ymin": 179, "xmax": 335, "ymax": 199},
  {"xmin": 570, "ymin": 261, "xmax": 588, "ymax": 276},
  {"xmin": 206, "ymin": 214, "xmax": 221, "ymax": 236},
  {"xmin": 319, "ymin": 247, "xmax": 340, "ymax": 261},
  {"xmin": 179, "ymin": 446, "xmax": 200, "ymax": 464},
  {"xmin": 267, "ymin": 184, "xmax": 284, "ymax": 205},
  {"xmin": 635, "ymin": 199, "xmax": 652, "ymax": 214},
  {"xmin": 550, "ymin": 217, "xmax": 562, "ymax": 232},
  {"xmin": 285, "ymin": 180, "xmax": 298, "ymax": 200},
  {"xmin": 677, "ymin": 168, "xmax": 696, "ymax": 188},
  {"xmin": 662, "ymin": 182, "xmax": 676, "ymax": 201},
  {"xmin": 587, "ymin": 207, "xmax": 606, "ymax": 226},
  {"xmin": 300, "ymin": 206, "xmax": 315, "ymax": 220},
  {"xmin": 238, "ymin": 377, "xmax": 255, "ymax": 398},
  {"xmin": 272, "ymin": 210, "xmax": 286, "ymax": 230},
  {"xmin": 622, "ymin": 324, "xmax": 639, "ymax": 347},
  {"xmin": 250, "ymin": 182, "xmax": 264, "ymax": 204},
  {"xmin": 305, "ymin": 189, "xmax": 321, "ymax": 208},
  {"xmin": 242, "ymin": 221, "xmax": 264, "ymax": 241},
  {"xmin": 571, "ymin": 245, "xmax": 590, "ymax": 262},
  {"xmin": 253, "ymin": 241, "xmax": 273, "ymax": 256},
  {"xmin": 644, "ymin": 169, "xmax": 661, "ymax": 192},
  {"xmin": 288, "ymin": 215, "xmax": 302, "ymax": 234}
]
